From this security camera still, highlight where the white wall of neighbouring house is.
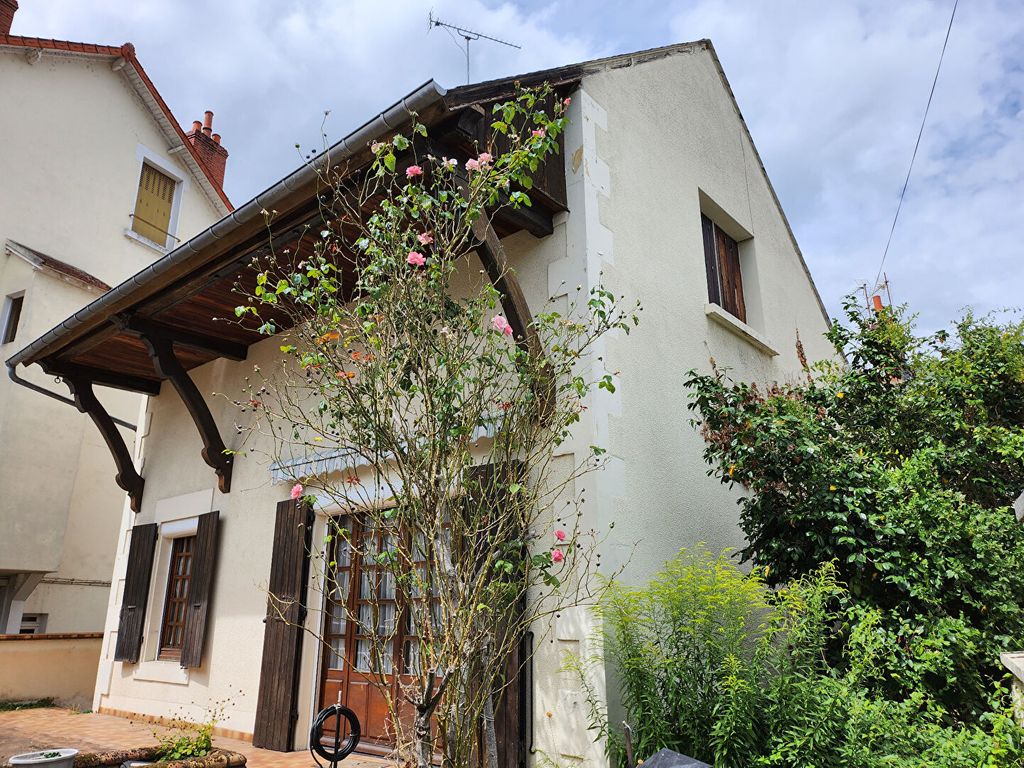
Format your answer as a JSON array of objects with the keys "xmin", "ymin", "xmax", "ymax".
[{"xmin": 0, "ymin": 46, "xmax": 225, "ymax": 636}]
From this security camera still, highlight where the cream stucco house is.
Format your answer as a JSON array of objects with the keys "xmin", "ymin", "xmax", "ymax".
[
  {"xmin": 8, "ymin": 41, "xmax": 832, "ymax": 763},
  {"xmin": 0, "ymin": 0, "xmax": 230, "ymax": 671}
]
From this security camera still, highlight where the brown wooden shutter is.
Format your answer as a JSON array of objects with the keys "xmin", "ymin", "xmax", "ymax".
[
  {"xmin": 253, "ymin": 499, "xmax": 314, "ymax": 752},
  {"xmin": 114, "ymin": 522, "xmax": 158, "ymax": 663},
  {"xmin": 466, "ymin": 463, "xmax": 530, "ymax": 768},
  {"xmin": 716, "ymin": 226, "xmax": 746, "ymax": 323},
  {"xmin": 701, "ymin": 214, "xmax": 722, "ymax": 307},
  {"xmin": 180, "ymin": 511, "xmax": 220, "ymax": 669},
  {"xmin": 489, "ymin": 633, "xmax": 530, "ymax": 768}
]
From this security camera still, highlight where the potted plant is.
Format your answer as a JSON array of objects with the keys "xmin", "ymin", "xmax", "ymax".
[{"xmin": 9, "ymin": 749, "xmax": 77, "ymax": 768}]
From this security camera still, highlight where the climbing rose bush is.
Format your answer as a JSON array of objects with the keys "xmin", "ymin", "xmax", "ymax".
[{"xmin": 234, "ymin": 85, "xmax": 638, "ymax": 767}]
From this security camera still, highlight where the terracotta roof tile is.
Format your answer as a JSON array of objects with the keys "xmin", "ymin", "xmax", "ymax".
[{"xmin": 4, "ymin": 241, "xmax": 111, "ymax": 292}]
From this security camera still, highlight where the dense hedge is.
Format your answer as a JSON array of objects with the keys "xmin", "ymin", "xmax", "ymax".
[{"xmin": 685, "ymin": 300, "xmax": 1024, "ymax": 718}]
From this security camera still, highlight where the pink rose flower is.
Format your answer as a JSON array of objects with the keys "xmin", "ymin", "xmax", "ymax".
[
  {"xmin": 407, "ymin": 251, "xmax": 426, "ymax": 266},
  {"xmin": 491, "ymin": 315, "xmax": 513, "ymax": 336},
  {"xmin": 563, "ymin": 97, "xmax": 572, "ymax": 106},
  {"xmin": 417, "ymin": 232, "xmax": 434, "ymax": 245},
  {"xmin": 290, "ymin": 483, "xmax": 304, "ymax": 500},
  {"xmin": 531, "ymin": 128, "xmax": 546, "ymax": 139},
  {"xmin": 465, "ymin": 158, "xmax": 481, "ymax": 172},
  {"xmin": 555, "ymin": 529, "xmax": 566, "ymax": 542},
  {"xmin": 551, "ymin": 549, "xmax": 564, "ymax": 563},
  {"xmin": 406, "ymin": 165, "xmax": 423, "ymax": 178},
  {"xmin": 443, "ymin": 157, "xmax": 457, "ymax": 168},
  {"xmin": 477, "ymin": 152, "xmax": 493, "ymax": 165}
]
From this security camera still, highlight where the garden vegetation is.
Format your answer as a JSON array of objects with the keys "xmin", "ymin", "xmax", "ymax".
[{"xmin": 582, "ymin": 301, "xmax": 1024, "ymax": 766}]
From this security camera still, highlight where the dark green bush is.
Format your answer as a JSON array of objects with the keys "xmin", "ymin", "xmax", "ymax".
[
  {"xmin": 582, "ymin": 549, "xmax": 1023, "ymax": 768},
  {"xmin": 685, "ymin": 301, "xmax": 1024, "ymax": 717}
]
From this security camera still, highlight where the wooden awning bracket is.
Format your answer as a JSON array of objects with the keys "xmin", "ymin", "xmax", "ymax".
[
  {"xmin": 60, "ymin": 372, "xmax": 145, "ymax": 512},
  {"xmin": 117, "ymin": 316, "xmax": 233, "ymax": 493},
  {"xmin": 469, "ymin": 206, "xmax": 555, "ymax": 420}
]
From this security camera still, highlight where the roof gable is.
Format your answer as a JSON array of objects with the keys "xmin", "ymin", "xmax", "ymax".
[{"xmin": 0, "ymin": 34, "xmax": 232, "ymax": 213}]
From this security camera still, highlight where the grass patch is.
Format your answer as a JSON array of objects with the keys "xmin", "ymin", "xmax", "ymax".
[{"xmin": 0, "ymin": 697, "xmax": 56, "ymax": 712}]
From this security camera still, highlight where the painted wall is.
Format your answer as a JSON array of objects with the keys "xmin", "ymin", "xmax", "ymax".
[
  {"xmin": 93, "ymin": 45, "xmax": 833, "ymax": 766},
  {"xmin": 0, "ymin": 634, "xmax": 103, "ymax": 709},
  {"xmin": 0, "ymin": 47, "xmax": 224, "ymax": 632},
  {"xmin": 529, "ymin": 47, "xmax": 834, "ymax": 766}
]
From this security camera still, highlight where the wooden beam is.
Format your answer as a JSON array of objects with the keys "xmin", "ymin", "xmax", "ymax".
[
  {"xmin": 493, "ymin": 200, "xmax": 555, "ymax": 238},
  {"xmin": 122, "ymin": 315, "xmax": 248, "ymax": 361},
  {"xmin": 61, "ymin": 374, "xmax": 145, "ymax": 512},
  {"xmin": 136, "ymin": 333, "xmax": 233, "ymax": 493},
  {"xmin": 43, "ymin": 360, "xmax": 161, "ymax": 395}
]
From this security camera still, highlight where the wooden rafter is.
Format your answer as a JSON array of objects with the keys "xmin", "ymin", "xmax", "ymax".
[
  {"xmin": 123, "ymin": 315, "xmax": 248, "ymax": 361},
  {"xmin": 44, "ymin": 360, "xmax": 161, "ymax": 395},
  {"xmin": 60, "ymin": 373, "xmax": 145, "ymax": 512}
]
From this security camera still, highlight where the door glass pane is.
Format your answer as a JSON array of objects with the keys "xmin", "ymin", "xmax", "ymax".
[{"xmin": 329, "ymin": 636, "xmax": 346, "ymax": 669}]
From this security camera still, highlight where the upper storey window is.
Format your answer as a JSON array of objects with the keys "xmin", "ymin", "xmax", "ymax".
[
  {"xmin": 131, "ymin": 163, "xmax": 177, "ymax": 248},
  {"xmin": 701, "ymin": 213, "xmax": 746, "ymax": 323}
]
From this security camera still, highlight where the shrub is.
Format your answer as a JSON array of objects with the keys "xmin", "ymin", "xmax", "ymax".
[
  {"xmin": 581, "ymin": 549, "xmax": 1024, "ymax": 768},
  {"xmin": 685, "ymin": 301, "xmax": 1024, "ymax": 717}
]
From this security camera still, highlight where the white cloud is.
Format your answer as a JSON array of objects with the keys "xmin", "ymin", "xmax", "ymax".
[{"xmin": 11, "ymin": 0, "xmax": 1022, "ymax": 330}]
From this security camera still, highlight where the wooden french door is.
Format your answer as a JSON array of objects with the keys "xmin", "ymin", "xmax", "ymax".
[{"xmin": 318, "ymin": 516, "xmax": 434, "ymax": 756}]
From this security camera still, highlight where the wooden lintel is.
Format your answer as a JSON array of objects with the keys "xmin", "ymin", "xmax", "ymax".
[
  {"xmin": 122, "ymin": 315, "xmax": 248, "ymax": 361},
  {"xmin": 493, "ymin": 200, "xmax": 555, "ymax": 238},
  {"xmin": 136, "ymin": 333, "xmax": 232, "ymax": 493},
  {"xmin": 43, "ymin": 360, "xmax": 161, "ymax": 395},
  {"xmin": 62, "ymin": 374, "xmax": 145, "ymax": 512}
]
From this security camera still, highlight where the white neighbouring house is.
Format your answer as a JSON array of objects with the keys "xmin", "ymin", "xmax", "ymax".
[
  {"xmin": 0, "ymin": 0, "xmax": 230, "ymax": 702},
  {"xmin": 8, "ymin": 41, "xmax": 833, "ymax": 764}
]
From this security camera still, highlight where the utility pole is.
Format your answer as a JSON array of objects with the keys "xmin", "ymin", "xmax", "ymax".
[{"xmin": 428, "ymin": 12, "xmax": 521, "ymax": 84}]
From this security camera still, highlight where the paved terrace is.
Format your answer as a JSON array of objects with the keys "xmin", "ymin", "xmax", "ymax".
[{"xmin": 0, "ymin": 708, "xmax": 391, "ymax": 767}]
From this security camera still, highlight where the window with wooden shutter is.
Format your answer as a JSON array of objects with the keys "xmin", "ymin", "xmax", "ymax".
[
  {"xmin": 158, "ymin": 535, "xmax": 195, "ymax": 661},
  {"xmin": 131, "ymin": 163, "xmax": 176, "ymax": 246},
  {"xmin": 701, "ymin": 213, "xmax": 747, "ymax": 323},
  {"xmin": 180, "ymin": 510, "xmax": 220, "ymax": 669},
  {"xmin": 114, "ymin": 522, "xmax": 158, "ymax": 663}
]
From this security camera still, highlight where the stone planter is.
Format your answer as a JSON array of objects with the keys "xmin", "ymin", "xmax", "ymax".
[
  {"xmin": 8, "ymin": 750, "xmax": 78, "ymax": 768},
  {"xmin": 60, "ymin": 747, "xmax": 243, "ymax": 768},
  {"xmin": 1002, "ymin": 652, "xmax": 1024, "ymax": 725}
]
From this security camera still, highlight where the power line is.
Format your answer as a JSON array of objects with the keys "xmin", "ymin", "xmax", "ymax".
[{"xmin": 873, "ymin": 0, "xmax": 958, "ymax": 293}]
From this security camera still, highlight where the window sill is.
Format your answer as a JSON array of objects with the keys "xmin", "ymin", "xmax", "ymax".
[
  {"xmin": 123, "ymin": 228, "xmax": 170, "ymax": 255},
  {"xmin": 132, "ymin": 660, "xmax": 189, "ymax": 685},
  {"xmin": 705, "ymin": 303, "xmax": 779, "ymax": 357}
]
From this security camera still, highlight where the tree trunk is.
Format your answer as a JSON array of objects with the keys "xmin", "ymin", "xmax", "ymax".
[{"xmin": 414, "ymin": 709, "xmax": 433, "ymax": 768}]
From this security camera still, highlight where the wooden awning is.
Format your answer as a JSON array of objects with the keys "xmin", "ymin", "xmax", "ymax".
[{"xmin": 6, "ymin": 75, "xmax": 576, "ymax": 512}]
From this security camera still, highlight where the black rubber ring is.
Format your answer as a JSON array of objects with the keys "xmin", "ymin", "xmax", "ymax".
[{"xmin": 310, "ymin": 704, "xmax": 361, "ymax": 762}]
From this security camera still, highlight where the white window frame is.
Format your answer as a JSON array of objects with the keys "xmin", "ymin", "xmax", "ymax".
[
  {"xmin": 125, "ymin": 145, "xmax": 189, "ymax": 253},
  {"xmin": 1, "ymin": 291, "xmax": 26, "ymax": 346}
]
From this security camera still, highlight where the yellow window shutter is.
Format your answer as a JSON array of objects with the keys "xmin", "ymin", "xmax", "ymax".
[{"xmin": 132, "ymin": 164, "xmax": 176, "ymax": 245}]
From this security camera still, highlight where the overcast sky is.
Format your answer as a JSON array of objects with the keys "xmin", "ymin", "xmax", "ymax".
[{"xmin": 13, "ymin": 0, "xmax": 1024, "ymax": 331}]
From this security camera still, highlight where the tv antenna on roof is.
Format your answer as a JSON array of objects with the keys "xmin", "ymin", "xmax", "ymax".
[{"xmin": 428, "ymin": 11, "xmax": 521, "ymax": 84}]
